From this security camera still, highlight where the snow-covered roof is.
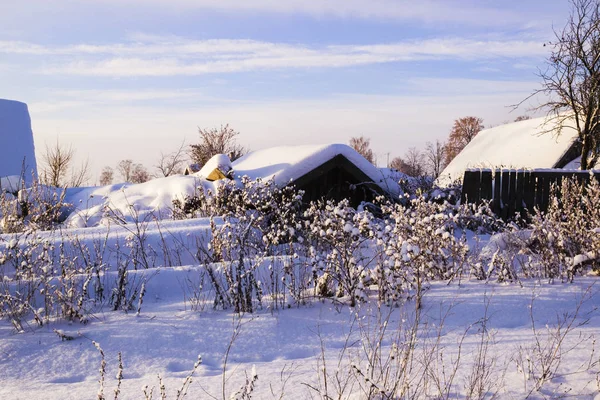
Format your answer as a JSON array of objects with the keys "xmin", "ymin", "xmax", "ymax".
[
  {"xmin": 437, "ymin": 116, "xmax": 578, "ymax": 185},
  {"xmin": 0, "ymin": 99, "xmax": 37, "ymax": 188},
  {"xmin": 232, "ymin": 144, "xmax": 401, "ymax": 195},
  {"xmin": 60, "ymin": 144, "xmax": 400, "ymax": 228}
]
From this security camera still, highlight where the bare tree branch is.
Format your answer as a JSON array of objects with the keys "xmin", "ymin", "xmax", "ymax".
[
  {"xmin": 156, "ymin": 140, "xmax": 187, "ymax": 177},
  {"xmin": 519, "ymin": 0, "xmax": 600, "ymax": 169}
]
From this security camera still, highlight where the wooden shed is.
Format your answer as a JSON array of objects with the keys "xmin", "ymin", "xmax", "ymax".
[{"xmin": 231, "ymin": 144, "xmax": 401, "ymax": 207}]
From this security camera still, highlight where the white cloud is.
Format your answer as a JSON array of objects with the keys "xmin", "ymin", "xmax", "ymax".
[
  {"xmin": 0, "ymin": 36, "xmax": 549, "ymax": 77},
  {"xmin": 103, "ymin": 0, "xmax": 533, "ymax": 27}
]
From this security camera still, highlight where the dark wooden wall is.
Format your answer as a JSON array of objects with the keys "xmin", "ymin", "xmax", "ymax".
[
  {"xmin": 296, "ymin": 165, "xmax": 378, "ymax": 207},
  {"xmin": 461, "ymin": 169, "xmax": 598, "ymax": 219},
  {"xmin": 293, "ymin": 154, "xmax": 382, "ymax": 208}
]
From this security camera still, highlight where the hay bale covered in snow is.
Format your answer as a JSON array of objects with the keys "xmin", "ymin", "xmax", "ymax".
[{"xmin": 0, "ymin": 99, "xmax": 37, "ymax": 190}]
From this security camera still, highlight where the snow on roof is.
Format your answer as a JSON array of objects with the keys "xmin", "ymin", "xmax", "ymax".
[
  {"xmin": 232, "ymin": 144, "xmax": 401, "ymax": 195},
  {"xmin": 0, "ymin": 99, "xmax": 37, "ymax": 183},
  {"xmin": 61, "ymin": 144, "xmax": 400, "ymax": 228},
  {"xmin": 198, "ymin": 153, "xmax": 232, "ymax": 180},
  {"xmin": 437, "ymin": 116, "xmax": 578, "ymax": 185}
]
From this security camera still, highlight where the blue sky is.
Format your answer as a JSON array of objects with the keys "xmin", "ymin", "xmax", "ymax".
[{"xmin": 0, "ymin": 0, "xmax": 570, "ymax": 179}]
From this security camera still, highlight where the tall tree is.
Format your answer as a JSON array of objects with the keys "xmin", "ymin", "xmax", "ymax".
[
  {"xmin": 444, "ymin": 116, "xmax": 484, "ymax": 165},
  {"xmin": 349, "ymin": 136, "xmax": 375, "ymax": 164},
  {"xmin": 524, "ymin": 0, "xmax": 600, "ymax": 169},
  {"xmin": 189, "ymin": 124, "xmax": 245, "ymax": 166}
]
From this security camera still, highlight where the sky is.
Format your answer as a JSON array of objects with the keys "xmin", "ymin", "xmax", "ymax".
[{"xmin": 0, "ymin": 0, "xmax": 571, "ymax": 182}]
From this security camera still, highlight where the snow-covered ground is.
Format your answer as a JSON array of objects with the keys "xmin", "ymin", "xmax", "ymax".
[
  {"xmin": 0, "ymin": 146, "xmax": 599, "ymax": 399},
  {"xmin": 0, "ymin": 269, "xmax": 598, "ymax": 399},
  {"xmin": 0, "ymin": 220, "xmax": 598, "ymax": 399}
]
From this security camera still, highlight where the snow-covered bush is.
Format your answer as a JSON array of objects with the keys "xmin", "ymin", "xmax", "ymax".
[
  {"xmin": 302, "ymin": 198, "xmax": 374, "ymax": 307},
  {"xmin": 193, "ymin": 178, "xmax": 305, "ymax": 312},
  {"xmin": 373, "ymin": 197, "xmax": 470, "ymax": 308},
  {"xmin": 0, "ymin": 180, "xmax": 70, "ymax": 233},
  {"xmin": 422, "ymin": 180, "xmax": 463, "ymax": 205},
  {"xmin": 454, "ymin": 200, "xmax": 504, "ymax": 234},
  {"xmin": 0, "ymin": 229, "xmax": 102, "ymax": 329},
  {"xmin": 527, "ymin": 177, "xmax": 600, "ymax": 281}
]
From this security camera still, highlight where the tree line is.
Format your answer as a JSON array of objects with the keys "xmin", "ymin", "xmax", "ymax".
[
  {"xmin": 40, "ymin": 125, "xmax": 246, "ymax": 187},
  {"xmin": 349, "ymin": 115, "xmax": 524, "ymax": 179}
]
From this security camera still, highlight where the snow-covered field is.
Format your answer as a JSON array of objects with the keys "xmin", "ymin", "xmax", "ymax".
[
  {"xmin": 1, "ymin": 153, "xmax": 600, "ymax": 399},
  {"xmin": 0, "ymin": 267, "xmax": 598, "ymax": 399},
  {"xmin": 0, "ymin": 219, "xmax": 598, "ymax": 399}
]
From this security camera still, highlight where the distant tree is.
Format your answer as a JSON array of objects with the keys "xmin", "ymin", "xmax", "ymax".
[
  {"xmin": 156, "ymin": 141, "xmax": 187, "ymax": 177},
  {"xmin": 131, "ymin": 164, "xmax": 150, "ymax": 183},
  {"xmin": 389, "ymin": 156, "xmax": 408, "ymax": 172},
  {"xmin": 117, "ymin": 159, "xmax": 134, "ymax": 182},
  {"xmin": 514, "ymin": 115, "xmax": 531, "ymax": 122},
  {"xmin": 40, "ymin": 140, "xmax": 89, "ymax": 187},
  {"xmin": 116, "ymin": 159, "xmax": 149, "ymax": 183},
  {"xmin": 349, "ymin": 136, "xmax": 375, "ymax": 164},
  {"xmin": 189, "ymin": 124, "xmax": 245, "ymax": 166},
  {"xmin": 390, "ymin": 147, "xmax": 425, "ymax": 177},
  {"xmin": 99, "ymin": 166, "xmax": 114, "ymax": 186},
  {"xmin": 424, "ymin": 140, "xmax": 446, "ymax": 178},
  {"xmin": 444, "ymin": 116, "xmax": 484, "ymax": 165}
]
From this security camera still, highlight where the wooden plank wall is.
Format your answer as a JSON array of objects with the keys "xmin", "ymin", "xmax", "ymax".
[{"xmin": 461, "ymin": 169, "xmax": 598, "ymax": 219}]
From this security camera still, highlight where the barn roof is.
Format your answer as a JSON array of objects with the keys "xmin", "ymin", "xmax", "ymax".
[
  {"xmin": 232, "ymin": 144, "xmax": 401, "ymax": 196},
  {"xmin": 437, "ymin": 116, "xmax": 579, "ymax": 185}
]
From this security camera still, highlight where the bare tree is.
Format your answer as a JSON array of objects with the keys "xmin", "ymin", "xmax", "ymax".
[
  {"xmin": 349, "ymin": 136, "xmax": 375, "ymax": 164},
  {"xmin": 390, "ymin": 147, "xmax": 426, "ymax": 177},
  {"xmin": 523, "ymin": 0, "xmax": 600, "ymax": 169},
  {"xmin": 41, "ymin": 141, "xmax": 74, "ymax": 187},
  {"xmin": 156, "ymin": 141, "xmax": 187, "ymax": 177},
  {"xmin": 40, "ymin": 140, "xmax": 89, "ymax": 187},
  {"xmin": 70, "ymin": 158, "xmax": 90, "ymax": 187},
  {"xmin": 389, "ymin": 156, "xmax": 408, "ymax": 172},
  {"xmin": 189, "ymin": 124, "xmax": 245, "ymax": 166},
  {"xmin": 99, "ymin": 166, "xmax": 114, "ymax": 186},
  {"xmin": 117, "ymin": 160, "xmax": 134, "ymax": 182},
  {"xmin": 424, "ymin": 140, "xmax": 446, "ymax": 178},
  {"xmin": 444, "ymin": 116, "xmax": 484, "ymax": 165},
  {"xmin": 131, "ymin": 164, "xmax": 150, "ymax": 183},
  {"xmin": 116, "ymin": 159, "xmax": 149, "ymax": 183}
]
